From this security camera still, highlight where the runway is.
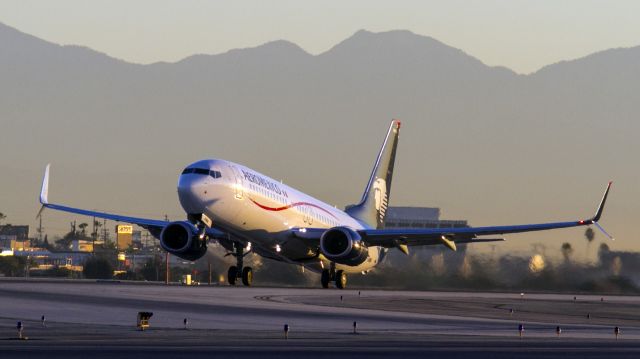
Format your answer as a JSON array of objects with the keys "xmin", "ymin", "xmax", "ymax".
[{"xmin": 0, "ymin": 279, "xmax": 639, "ymax": 358}]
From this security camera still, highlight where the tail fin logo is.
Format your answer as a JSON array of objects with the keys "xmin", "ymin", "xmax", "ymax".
[{"xmin": 373, "ymin": 177, "xmax": 388, "ymax": 223}]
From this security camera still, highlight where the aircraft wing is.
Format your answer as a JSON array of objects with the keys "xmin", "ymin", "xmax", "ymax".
[
  {"xmin": 293, "ymin": 182, "xmax": 613, "ymax": 252},
  {"xmin": 361, "ymin": 182, "xmax": 613, "ymax": 251},
  {"xmin": 37, "ymin": 164, "xmax": 226, "ymax": 238}
]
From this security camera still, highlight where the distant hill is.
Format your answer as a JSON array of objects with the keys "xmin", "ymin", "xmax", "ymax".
[{"xmin": 1, "ymin": 22, "xmax": 638, "ymax": 253}]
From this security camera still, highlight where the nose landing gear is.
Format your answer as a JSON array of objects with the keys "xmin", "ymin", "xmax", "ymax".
[{"xmin": 227, "ymin": 242, "xmax": 253, "ymax": 286}]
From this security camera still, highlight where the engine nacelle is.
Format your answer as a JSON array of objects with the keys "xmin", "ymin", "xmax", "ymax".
[
  {"xmin": 320, "ymin": 227, "xmax": 369, "ymax": 266},
  {"xmin": 159, "ymin": 221, "xmax": 207, "ymax": 261}
]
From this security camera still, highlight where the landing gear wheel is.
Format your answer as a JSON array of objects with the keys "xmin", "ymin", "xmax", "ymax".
[
  {"xmin": 321, "ymin": 269, "xmax": 331, "ymax": 288},
  {"xmin": 335, "ymin": 270, "xmax": 347, "ymax": 289},
  {"xmin": 228, "ymin": 266, "xmax": 238, "ymax": 286},
  {"xmin": 242, "ymin": 267, "xmax": 253, "ymax": 286}
]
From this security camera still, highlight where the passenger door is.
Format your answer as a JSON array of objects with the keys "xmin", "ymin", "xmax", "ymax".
[{"xmin": 228, "ymin": 165, "xmax": 244, "ymax": 200}]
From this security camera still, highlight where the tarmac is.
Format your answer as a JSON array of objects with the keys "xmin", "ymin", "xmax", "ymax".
[{"xmin": 1, "ymin": 278, "xmax": 639, "ymax": 358}]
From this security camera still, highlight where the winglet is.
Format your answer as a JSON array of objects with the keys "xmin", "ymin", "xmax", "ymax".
[
  {"xmin": 40, "ymin": 164, "xmax": 50, "ymax": 205},
  {"xmin": 584, "ymin": 181, "xmax": 614, "ymax": 240},
  {"xmin": 592, "ymin": 181, "xmax": 612, "ymax": 223}
]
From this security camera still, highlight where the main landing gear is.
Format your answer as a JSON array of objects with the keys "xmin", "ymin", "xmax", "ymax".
[
  {"xmin": 227, "ymin": 243, "xmax": 252, "ymax": 286},
  {"xmin": 321, "ymin": 262, "xmax": 347, "ymax": 289}
]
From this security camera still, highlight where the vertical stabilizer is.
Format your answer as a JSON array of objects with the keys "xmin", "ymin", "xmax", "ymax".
[{"xmin": 345, "ymin": 120, "xmax": 401, "ymax": 229}]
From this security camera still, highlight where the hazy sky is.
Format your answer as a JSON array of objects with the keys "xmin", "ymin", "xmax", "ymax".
[{"xmin": 1, "ymin": 0, "xmax": 639, "ymax": 74}]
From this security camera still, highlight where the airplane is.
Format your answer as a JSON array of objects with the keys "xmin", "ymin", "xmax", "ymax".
[{"xmin": 37, "ymin": 120, "xmax": 613, "ymax": 289}]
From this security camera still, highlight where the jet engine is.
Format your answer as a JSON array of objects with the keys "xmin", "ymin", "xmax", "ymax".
[
  {"xmin": 319, "ymin": 227, "xmax": 369, "ymax": 266},
  {"xmin": 159, "ymin": 221, "xmax": 207, "ymax": 261}
]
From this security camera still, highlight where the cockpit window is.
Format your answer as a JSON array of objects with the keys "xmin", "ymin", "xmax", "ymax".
[
  {"xmin": 182, "ymin": 168, "xmax": 222, "ymax": 179},
  {"xmin": 210, "ymin": 170, "xmax": 222, "ymax": 178}
]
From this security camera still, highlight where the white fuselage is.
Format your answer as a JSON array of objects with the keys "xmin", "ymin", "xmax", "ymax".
[{"xmin": 177, "ymin": 159, "xmax": 381, "ymax": 273}]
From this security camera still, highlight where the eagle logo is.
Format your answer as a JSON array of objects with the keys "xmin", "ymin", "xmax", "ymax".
[{"xmin": 373, "ymin": 177, "xmax": 388, "ymax": 224}]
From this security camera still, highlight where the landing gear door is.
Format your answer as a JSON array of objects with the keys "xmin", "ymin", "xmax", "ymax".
[{"xmin": 229, "ymin": 165, "xmax": 244, "ymax": 200}]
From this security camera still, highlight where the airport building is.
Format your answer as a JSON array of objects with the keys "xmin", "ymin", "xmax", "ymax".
[
  {"xmin": 383, "ymin": 207, "xmax": 469, "ymax": 268},
  {"xmin": 0, "ymin": 225, "xmax": 31, "ymax": 251},
  {"xmin": 0, "ymin": 221, "xmax": 165, "ymax": 278},
  {"xmin": 71, "ymin": 239, "xmax": 95, "ymax": 252},
  {"xmin": 0, "ymin": 225, "xmax": 29, "ymax": 240},
  {"xmin": 384, "ymin": 207, "xmax": 468, "ymax": 229},
  {"xmin": 14, "ymin": 249, "xmax": 90, "ymax": 272}
]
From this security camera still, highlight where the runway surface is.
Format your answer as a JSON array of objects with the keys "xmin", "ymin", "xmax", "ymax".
[{"xmin": 0, "ymin": 279, "xmax": 639, "ymax": 358}]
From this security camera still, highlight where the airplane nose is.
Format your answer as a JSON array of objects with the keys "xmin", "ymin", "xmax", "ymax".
[{"xmin": 177, "ymin": 175, "xmax": 208, "ymax": 213}]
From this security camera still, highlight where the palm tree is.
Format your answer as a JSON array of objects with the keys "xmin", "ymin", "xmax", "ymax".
[
  {"xmin": 585, "ymin": 227, "xmax": 595, "ymax": 261},
  {"xmin": 561, "ymin": 242, "xmax": 573, "ymax": 263},
  {"xmin": 0, "ymin": 212, "xmax": 6, "ymax": 225},
  {"xmin": 78, "ymin": 223, "xmax": 89, "ymax": 238},
  {"xmin": 91, "ymin": 220, "xmax": 102, "ymax": 253},
  {"xmin": 585, "ymin": 227, "xmax": 595, "ymax": 242},
  {"xmin": 91, "ymin": 220, "xmax": 102, "ymax": 240}
]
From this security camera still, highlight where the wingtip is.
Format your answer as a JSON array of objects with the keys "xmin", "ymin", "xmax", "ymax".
[{"xmin": 592, "ymin": 181, "xmax": 612, "ymax": 223}]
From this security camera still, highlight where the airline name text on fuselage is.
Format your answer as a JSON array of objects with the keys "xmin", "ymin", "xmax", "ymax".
[{"xmin": 242, "ymin": 169, "xmax": 289, "ymax": 198}]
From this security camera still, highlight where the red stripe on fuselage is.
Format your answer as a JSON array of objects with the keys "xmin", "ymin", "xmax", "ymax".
[{"xmin": 249, "ymin": 198, "xmax": 339, "ymax": 220}]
